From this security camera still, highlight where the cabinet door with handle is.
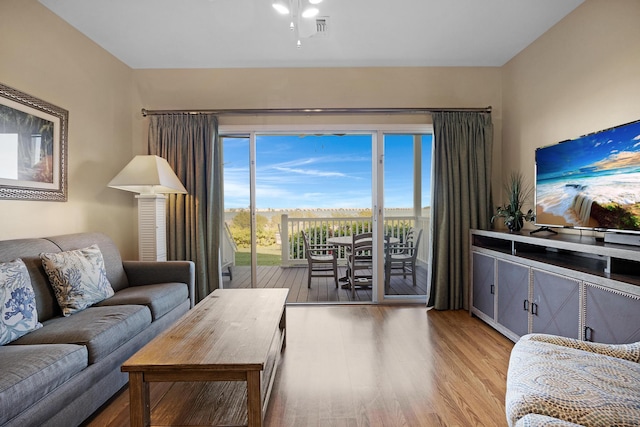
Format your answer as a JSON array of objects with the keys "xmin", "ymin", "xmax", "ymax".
[
  {"xmin": 531, "ymin": 269, "xmax": 580, "ymax": 339},
  {"xmin": 497, "ymin": 259, "xmax": 530, "ymax": 338},
  {"xmin": 584, "ymin": 283, "xmax": 640, "ymax": 344},
  {"xmin": 472, "ymin": 252, "xmax": 495, "ymax": 319}
]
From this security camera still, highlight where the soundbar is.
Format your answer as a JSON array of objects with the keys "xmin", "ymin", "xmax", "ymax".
[{"xmin": 604, "ymin": 232, "xmax": 640, "ymax": 247}]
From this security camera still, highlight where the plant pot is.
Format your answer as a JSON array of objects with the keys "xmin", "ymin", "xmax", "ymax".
[{"xmin": 507, "ymin": 216, "xmax": 524, "ymax": 232}]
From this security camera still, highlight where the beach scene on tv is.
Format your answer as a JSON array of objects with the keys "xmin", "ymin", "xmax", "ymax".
[{"xmin": 535, "ymin": 120, "xmax": 640, "ymax": 232}]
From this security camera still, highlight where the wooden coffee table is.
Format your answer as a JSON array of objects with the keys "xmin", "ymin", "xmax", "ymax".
[{"xmin": 122, "ymin": 288, "xmax": 288, "ymax": 427}]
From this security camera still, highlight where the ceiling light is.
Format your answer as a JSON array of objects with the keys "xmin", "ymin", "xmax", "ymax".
[
  {"xmin": 272, "ymin": 0, "xmax": 323, "ymax": 47},
  {"xmin": 272, "ymin": 1, "xmax": 289, "ymax": 14},
  {"xmin": 301, "ymin": 6, "xmax": 319, "ymax": 18}
]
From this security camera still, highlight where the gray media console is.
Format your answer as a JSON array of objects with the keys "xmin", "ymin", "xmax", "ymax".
[{"xmin": 470, "ymin": 229, "xmax": 640, "ymax": 344}]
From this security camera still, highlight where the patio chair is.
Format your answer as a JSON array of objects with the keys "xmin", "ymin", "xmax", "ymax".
[
  {"xmin": 385, "ymin": 229, "xmax": 422, "ymax": 291},
  {"xmin": 347, "ymin": 232, "xmax": 373, "ymax": 298},
  {"xmin": 302, "ymin": 231, "xmax": 339, "ymax": 288}
]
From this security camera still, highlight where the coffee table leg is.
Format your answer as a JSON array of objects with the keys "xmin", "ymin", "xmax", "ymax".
[
  {"xmin": 246, "ymin": 370, "xmax": 262, "ymax": 427},
  {"xmin": 129, "ymin": 372, "xmax": 150, "ymax": 427}
]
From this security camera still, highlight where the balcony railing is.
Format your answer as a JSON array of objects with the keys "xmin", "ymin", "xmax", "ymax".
[{"xmin": 279, "ymin": 213, "xmax": 430, "ymax": 267}]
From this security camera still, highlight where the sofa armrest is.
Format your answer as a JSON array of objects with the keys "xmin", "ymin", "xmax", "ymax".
[
  {"xmin": 122, "ymin": 261, "xmax": 195, "ymax": 308},
  {"xmin": 522, "ymin": 333, "xmax": 640, "ymax": 363}
]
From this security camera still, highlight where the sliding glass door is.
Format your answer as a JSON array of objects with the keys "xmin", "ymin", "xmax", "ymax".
[
  {"xmin": 220, "ymin": 134, "xmax": 253, "ymax": 287},
  {"xmin": 256, "ymin": 133, "xmax": 373, "ymax": 302},
  {"xmin": 221, "ymin": 125, "xmax": 431, "ymax": 304},
  {"xmin": 380, "ymin": 133, "xmax": 432, "ymax": 300}
]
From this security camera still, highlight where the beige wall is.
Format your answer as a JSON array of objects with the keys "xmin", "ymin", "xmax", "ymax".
[
  {"xmin": 133, "ymin": 66, "xmax": 503, "ymax": 152},
  {"xmin": 134, "ymin": 67, "xmax": 501, "ymax": 113},
  {"xmin": 502, "ymin": 0, "xmax": 640, "ymax": 223},
  {"xmin": 0, "ymin": 0, "xmax": 138, "ymax": 258}
]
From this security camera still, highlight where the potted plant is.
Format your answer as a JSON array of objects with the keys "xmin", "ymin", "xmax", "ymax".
[{"xmin": 492, "ymin": 171, "xmax": 535, "ymax": 232}]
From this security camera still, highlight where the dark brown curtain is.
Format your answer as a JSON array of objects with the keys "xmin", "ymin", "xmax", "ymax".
[
  {"xmin": 429, "ymin": 112, "xmax": 493, "ymax": 310},
  {"xmin": 148, "ymin": 114, "xmax": 222, "ymax": 303}
]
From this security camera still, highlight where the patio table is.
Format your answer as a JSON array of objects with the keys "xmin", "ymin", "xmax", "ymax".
[
  {"xmin": 326, "ymin": 235, "xmax": 399, "ymax": 246},
  {"xmin": 326, "ymin": 235, "xmax": 399, "ymax": 285}
]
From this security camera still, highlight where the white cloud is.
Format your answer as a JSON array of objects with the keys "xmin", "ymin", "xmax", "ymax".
[
  {"xmin": 270, "ymin": 154, "xmax": 369, "ymax": 169},
  {"xmin": 273, "ymin": 167, "xmax": 348, "ymax": 178},
  {"xmin": 271, "ymin": 158, "xmax": 316, "ymax": 168}
]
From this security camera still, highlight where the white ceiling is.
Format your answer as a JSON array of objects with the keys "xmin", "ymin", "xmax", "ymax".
[{"xmin": 39, "ymin": 0, "xmax": 584, "ymax": 69}]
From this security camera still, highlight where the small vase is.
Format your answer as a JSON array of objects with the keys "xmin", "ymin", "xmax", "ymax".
[{"xmin": 507, "ymin": 216, "xmax": 524, "ymax": 233}]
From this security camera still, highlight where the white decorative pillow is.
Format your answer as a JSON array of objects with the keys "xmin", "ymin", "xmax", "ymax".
[
  {"xmin": 0, "ymin": 258, "xmax": 42, "ymax": 345},
  {"xmin": 40, "ymin": 244, "xmax": 115, "ymax": 316}
]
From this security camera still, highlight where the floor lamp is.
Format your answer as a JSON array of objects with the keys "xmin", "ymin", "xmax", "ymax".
[{"xmin": 108, "ymin": 155, "xmax": 187, "ymax": 261}]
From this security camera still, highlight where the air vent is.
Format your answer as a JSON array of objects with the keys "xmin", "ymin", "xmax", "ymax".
[{"xmin": 314, "ymin": 16, "xmax": 329, "ymax": 38}]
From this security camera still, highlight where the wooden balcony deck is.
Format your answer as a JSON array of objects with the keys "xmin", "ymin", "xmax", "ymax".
[{"xmin": 221, "ymin": 265, "xmax": 428, "ymax": 304}]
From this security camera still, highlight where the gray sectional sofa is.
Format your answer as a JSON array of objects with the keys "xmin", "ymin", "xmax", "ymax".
[{"xmin": 0, "ymin": 232, "xmax": 195, "ymax": 427}]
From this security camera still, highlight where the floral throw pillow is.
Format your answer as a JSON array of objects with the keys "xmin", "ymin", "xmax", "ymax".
[
  {"xmin": 0, "ymin": 258, "xmax": 42, "ymax": 345},
  {"xmin": 40, "ymin": 244, "xmax": 115, "ymax": 316}
]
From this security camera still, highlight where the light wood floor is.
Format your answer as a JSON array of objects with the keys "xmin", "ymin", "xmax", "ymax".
[
  {"xmin": 84, "ymin": 306, "xmax": 513, "ymax": 427},
  {"xmin": 222, "ymin": 265, "xmax": 428, "ymax": 303}
]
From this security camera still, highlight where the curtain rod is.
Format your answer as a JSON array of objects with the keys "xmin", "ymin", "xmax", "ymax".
[{"xmin": 141, "ymin": 106, "xmax": 492, "ymax": 117}]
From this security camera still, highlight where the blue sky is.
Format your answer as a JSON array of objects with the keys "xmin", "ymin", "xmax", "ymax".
[{"xmin": 223, "ymin": 133, "xmax": 432, "ymax": 210}]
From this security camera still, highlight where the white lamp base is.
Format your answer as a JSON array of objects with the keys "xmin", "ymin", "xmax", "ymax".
[{"xmin": 136, "ymin": 194, "xmax": 167, "ymax": 261}]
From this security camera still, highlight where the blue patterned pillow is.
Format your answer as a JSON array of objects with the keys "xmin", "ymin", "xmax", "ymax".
[
  {"xmin": 0, "ymin": 258, "xmax": 42, "ymax": 345},
  {"xmin": 40, "ymin": 244, "xmax": 115, "ymax": 316}
]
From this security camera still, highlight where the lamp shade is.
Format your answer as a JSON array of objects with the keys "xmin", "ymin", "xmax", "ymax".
[{"xmin": 108, "ymin": 155, "xmax": 187, "ymax": 194}]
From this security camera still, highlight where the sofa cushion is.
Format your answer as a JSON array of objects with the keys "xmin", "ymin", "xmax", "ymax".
[
  {"xmin": 10, "ymin": 305, "xmax": 151, "ymax": 364},
  {"xmin": 0, "ymin": 344, "xmax": 87, "ymax": 423},
  {"xmin": 45, "ymin": 233, "xmax": 129, "ymax": 292},
  {"xmin": 40, "ymin": 245, "xmax": 115, "ymax": 316},
  {"xmin": 506, "ymin": 337, "xmax": 640, "ymax": 426},
  {"xmin": 0, "ymin": 259, "xmax": 42, "ymax": 345},
  {"xmin": 0, "ymin": 238, "xmax": 61, "ymax": 323},
  {"xmin": 96, "ymin": 282, "xmax": 188, "ymax": 321}
]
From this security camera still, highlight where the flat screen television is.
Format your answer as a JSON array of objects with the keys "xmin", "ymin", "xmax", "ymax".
[{"xmin": 535, "ymin": 119, "xmax": 640, "ymax": 234}]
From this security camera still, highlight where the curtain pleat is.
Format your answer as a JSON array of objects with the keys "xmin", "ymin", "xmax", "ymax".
[
  {"xmin": 429, "ymin": 112, "xmax": 493, "ymax": 310},
  {"xmin": 148, "ymin": 114, "xmax": 221, "ymax": 303}
]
